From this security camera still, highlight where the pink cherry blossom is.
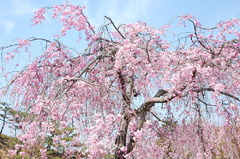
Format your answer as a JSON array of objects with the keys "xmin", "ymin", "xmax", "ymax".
[{"xmin": 1, "ymin": 3, "xmax": 240, "ymax": 159}]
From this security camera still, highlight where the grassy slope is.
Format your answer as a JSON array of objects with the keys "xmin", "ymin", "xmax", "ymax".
[{"xmin": 0, "ymin": 134, "xmax": 18, "ymax": 159}]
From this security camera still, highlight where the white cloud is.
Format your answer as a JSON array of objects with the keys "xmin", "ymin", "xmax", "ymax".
[
  {"xmin": 118, "ymin": 0, "xmax": 153, "ymax": 22},
  {"xmin": 85, "ymin": 0, "xmax": 165, "ymax": 27},
  {"xmin": 0, "ymin": 20, "xmax": 15, "ymax": 34},
  {"xmin": 10, "ymin": 0, "xmax": 37, "ymax": 15}
]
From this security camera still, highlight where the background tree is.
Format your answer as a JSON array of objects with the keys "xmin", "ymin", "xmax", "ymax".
[
  {"xmin": 0, "ymin": 4, "xmax": 239, "ymax": 159},
  {"xmin": 0, "ymin": 102, "xmax": 13, "ymax": 135},
  {"xmin": 0, "ymin": 102, "xmax": 23, "ymax": 136}
]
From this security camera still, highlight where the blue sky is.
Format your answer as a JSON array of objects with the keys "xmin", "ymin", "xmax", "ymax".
[{"xmin": 0, "ymin": 0, "xmax": 239, "ymax": 47}]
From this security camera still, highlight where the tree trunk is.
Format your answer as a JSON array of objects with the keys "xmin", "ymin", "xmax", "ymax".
[{"xmin": 115, "ymin": 117, "xmax": 128, "ymax": 159}]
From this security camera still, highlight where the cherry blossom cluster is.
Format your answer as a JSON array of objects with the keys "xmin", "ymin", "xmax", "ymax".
[{"xmin": 1, "ymin": 3, "xmax": 240, "ymax": 159}]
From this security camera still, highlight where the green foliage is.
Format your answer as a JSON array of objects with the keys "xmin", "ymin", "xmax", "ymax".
[
  {"xmin": 104, "ymin": 154, "xmax": 115, "ymax": 159},
  {"xmin": 44, "ymin": 122, "xmax": 83, "ymax": 158},
  {"xmin": 162, "ymin": 117, "xmax": 178, "ymax": 132},
  {"xmin": 0, "ymin": 133, "xmax": 19, "ymax": 148},
  {"xmin": 0, "ymin": 102, "xmax": 14, "ymax": 134},
  {"xmin": 0, "ymin": 102, "xmax": 29, "ymax": 135},
  {"xmin": 47, "ymin": 150, "xmax": 63, "ymax": 158},
  {"xmin": 14, "ymin": 155, "xmax": 32, "ymax": 159},
  {"xmin": 0, "ymin": 134, "xmax": 20, "ymax": 159},
  {"xmin": 61, "ymin": 136, "xmax": 74, "ymax": 142}
]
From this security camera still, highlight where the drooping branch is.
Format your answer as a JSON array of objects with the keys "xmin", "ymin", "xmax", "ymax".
[
  {"xmin": 188, "ymin": 19, "xmax": 215, "ymax": 55},
  {"xmin": 190, "ymin": 88, "xmax": 240, "ymax": 102},
  {"xmin": 65, "ymin": 55, "xmax": 103, "ymax": 92},
  {"xmin": 141, "ymin": 88, "xmax": 240, "ymax": 106},
  {"xmin": 0, "ymin": 37, "xmax": 53, "ymax": 51}
]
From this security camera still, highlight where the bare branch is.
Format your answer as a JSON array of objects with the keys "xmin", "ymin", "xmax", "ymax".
[
  {"xmin": 105, "ymin": 16, "xmax": 126, "ymax": 39},
  {"xmin": 188, "ymin": 19, "xmax": 215, "ymax": 55},
  {"xmin": 190, "ymin": 88, "xmax": 240, "ymax": 102}
]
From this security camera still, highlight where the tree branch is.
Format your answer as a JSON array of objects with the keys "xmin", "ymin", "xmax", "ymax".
[
  {"xmin": 136, "ymin": 89, "xmax": 173, "ymax": 130},
  {"xmin": 105, "ymin": 16, "xmax": 126, "ymax": 39},
  {"xmin": 190, "ymin": 88, "xmax": 240, "ymax": 102},
  {"xmin": 124, "ymin": 89, "xmax": 174, "ymax": 156}
]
